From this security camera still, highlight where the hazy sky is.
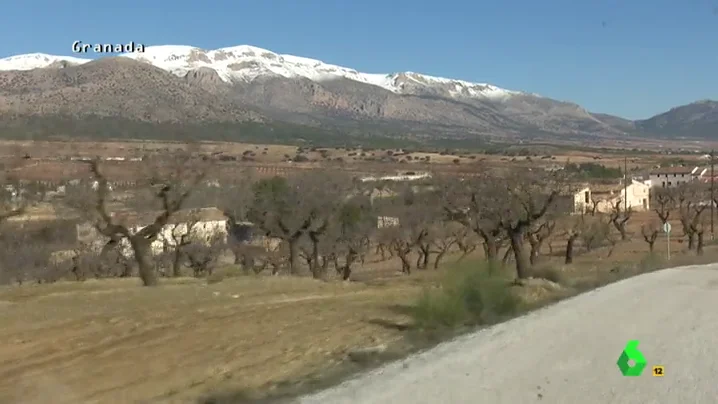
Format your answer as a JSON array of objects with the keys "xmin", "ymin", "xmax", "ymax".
[{"xmin": 2, "ymin": 0, "xmax": 717, "ymax": 119}]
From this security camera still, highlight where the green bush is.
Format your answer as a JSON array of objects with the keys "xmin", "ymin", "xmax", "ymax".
[
  {"xmin": 564, "ymin": 162, "xmax": 622, "ymax": 179},
  {"xmin": 411, "ymin": 260, "xmax": 520, "ymax": 330}
]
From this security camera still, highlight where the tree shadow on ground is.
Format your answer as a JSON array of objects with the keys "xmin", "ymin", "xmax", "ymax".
[{"xmin": 365, "ymin": 304, "xmax": 414, "ymax": 331}]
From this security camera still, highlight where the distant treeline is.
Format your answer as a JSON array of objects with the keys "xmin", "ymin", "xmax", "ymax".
[
  {"xmin": 564, "ymin": 162, "xmax": 623, "ymax": 179},
  {"xmin": 1, "ymin": 114, "xmax": 652, "ymax": 156},
  {"xmin": 0, "ymin": 114, "xmax": 502, "ymax": 151}
]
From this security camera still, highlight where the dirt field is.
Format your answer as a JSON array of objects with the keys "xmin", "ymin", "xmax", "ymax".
[
  {"xmin": 0, "ymin": 271, "xmax": 434, "ymax": 404},
  {"xmin": 1, "ymin": 137, "xmax": 716, "ymax": 403},
  {"xmin": 1, "ymin": 206, "xmax": 714, "ymax": 404},
  {"xmin": 0, "ymin": 139, "xmax": 711, "ymax": 183}
]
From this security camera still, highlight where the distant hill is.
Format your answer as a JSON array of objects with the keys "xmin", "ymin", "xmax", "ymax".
[
  {"xmin": 0, "ymin": 45, "xmax": 716, "ymax": 143},
  {"xmin": 635, "ymin": 100, "xmax": 718, "ymax": 139}
]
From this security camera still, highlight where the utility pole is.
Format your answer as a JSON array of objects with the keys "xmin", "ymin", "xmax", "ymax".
[
  {"xmin": 712, "ymin": 149, "xmax": 715, "ymax": 240},
  {"xmin": 624, "ymin": 156, "xmax": 628, "ymax": 213}
]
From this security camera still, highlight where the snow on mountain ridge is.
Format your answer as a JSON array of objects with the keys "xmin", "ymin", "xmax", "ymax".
[
  {"xmin": 0, "ymin": 53, "xmax": 90, "ymax": 70},
  {"xmin": 0, "ymin": 45, "xmax": 525, "ymax": 100}
]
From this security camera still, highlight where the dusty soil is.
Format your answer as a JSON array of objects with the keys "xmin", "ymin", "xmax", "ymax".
[
  {"xmin": 0, "ymin": 208, "xmax": 714, "ymax": 404},
  {"xmin": 0, "ymin": 139, "xmax": 710, "ymax": 183},
  {"xmin": 0, "ymin": 271, "xmax": 436, "ymax": 404}
]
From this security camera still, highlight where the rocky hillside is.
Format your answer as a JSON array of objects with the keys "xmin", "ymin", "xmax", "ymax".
[
  {"xmin": 0, "ymin": 45, "xmax": 715, "ymax": 141},
  {"xmin": 635, "ymin": 100, "xmax": 718, "ymax": 139},
  {"xmin": 0, "ymin": 57, "xmax": 260, "ymax": 123}
]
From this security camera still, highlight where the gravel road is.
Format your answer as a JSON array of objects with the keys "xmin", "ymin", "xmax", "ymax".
[{"xmin": 297, "ymin": 265, "xmax": 718, "ymax": 404}]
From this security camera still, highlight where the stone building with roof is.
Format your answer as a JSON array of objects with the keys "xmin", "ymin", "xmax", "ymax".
[
  {"xmin": 573, "ymin": 180, "xmax": 651, "ymax": 214},
  {"xmin": 648, "ymin": 166, "xmax": 707, "ymax": 188}
]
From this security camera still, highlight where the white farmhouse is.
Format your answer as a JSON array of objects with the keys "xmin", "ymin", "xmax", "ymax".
[
  {"xmin": 573, "ymin": 180, "xmax": 651, "ymax": 214},
  {"xmin": 360, "ymin": 172, "xmax": 432, "ymax": 183},
  {"xmin": 648, "ymin": 166, "xmax": 707, "ymax": 188}
]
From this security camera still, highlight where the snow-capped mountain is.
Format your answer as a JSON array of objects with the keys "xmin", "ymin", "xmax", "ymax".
[
  {"xmin": 0, "ymin": 53, "xmax": 90, "ymax": 71},
  {"xmin": 0, "ymin": 44, "xmax": 642, "ymax": 140},
  {"xmin": 0, "ymin": 45, "xmax": 522, "ymax": 101}
]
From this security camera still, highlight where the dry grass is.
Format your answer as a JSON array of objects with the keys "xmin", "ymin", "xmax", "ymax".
[
  {"xmin": 0, "ymin": 214, "xmax": 716, "ymax": 404},
  {"xmin": 0, "ymin": 271, "xmax": 440, "ymax": 404},
  {"xmin": 1, "ymin": 139, "xmax": 711, "ymax": 183},
  {"xmin": 2, "ymin": 137, "xmax": 718, "ymax": 402}
]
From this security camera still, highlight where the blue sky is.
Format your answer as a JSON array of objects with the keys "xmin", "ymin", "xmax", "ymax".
[{"xmin": 1, "ymin": 0, "xmax": 716, "ymax": 119}]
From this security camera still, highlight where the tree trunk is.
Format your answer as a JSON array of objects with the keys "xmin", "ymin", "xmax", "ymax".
[
  {"xmin": 397, "ymin": 252, "xmax": 411, "ymax": 274},
  {"xmin": 565, "ymin": 235, "xmax": 577, "ymax": 264},
  {"xmin": 434, "ymin": 250, "xmax": 447, "ymax": 269},
  {"xmin": 416, "ymin": 244, "xmax": 430, "ymax": 269},
  {"xmin": 501, "ymin": 245, "xmax": 513, "ymax": 265},
  {"xmin": 614, "ymin": 223, "xmax": 628, "ymax": 240},
  {"xmin": 648, "ymin": 241, "xmax": 655, "ymax": 252},
  {"xmin": 172, "ymin": 249, "xmax": 182, "ymax": 277},
  {"xmin": 376, "ymin": 244, "xmax": 391, "ymax": 260},
  {"xmin": 130, "ymin": 237, "xmax": 158, "ymax": 286},
  {"xmin": 697, "ymin": 232, "xmax": 704, "ymax": 255},
  {"xmin": 529, "ymin": 240, "xmax": 542, "ymax": 266},
  {"xmin": 288, "ymin": 237, "xmax": 300, "ymax": 274},
  {"xmin": 509, "ymin": 231, "xmax": 530, "ymax": 279},
  {"xmin": 309, "ymin": 232, "xmax": 323, "ymax": 279},
  {"xmin": 242, "ymin": 255, "xmax": 255, "ymax": 274},
  {"xmin": 687, "ymin": 233, "xmax": 695, "ymax": 250},
  {"xmin": 331, "ymin": 253, "xmax": 340, "ymax": 273},
  {"xmin": 341, "ymin": 251, "xmax": 357, "ymax": 281}
]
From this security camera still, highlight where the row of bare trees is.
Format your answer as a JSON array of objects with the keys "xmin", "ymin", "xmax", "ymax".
[
  {"xmin": 55, "ymin": 156, "xmax": 574, "ymax": 285},
  {"xmin": 647, "ymin": 184, "xmax": 714, "ymax": 255},
  {"xmin": 0, "ymin": 152, "xmax": 606, "ymax": 286},
  {"xmin": 3, "ymin": 143, "xmax": 717, "ymax": 288}
]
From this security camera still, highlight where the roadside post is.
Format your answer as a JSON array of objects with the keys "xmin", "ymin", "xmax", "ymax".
[{"xmin": 663, "ymin": 222, "xmax": 672, "ymax": 260}]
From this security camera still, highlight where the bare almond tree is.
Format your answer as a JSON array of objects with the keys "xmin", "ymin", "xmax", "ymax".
[
  {"xmin": 441, "ymin": 176, "xmax": 505, "ymax": 262},
  {"xmin": 653, "ymin": 187, "xmax": 674, "ymax": 224},
  {"xmin": 496, "ymin": 172, "xmax": 560, "ymax": 279},
  {"xmin": 675, "ymin": 184, "xmax": 707, "ymax": 251},
  {"xmin": 526, "ymin": 219, "xmax": 555, "ymax": 265},
  {"xmin": 430, "ymin": 221, "xmax": 461, "ymax": 269},
  {"xmin": 374, "ymin": 229, "xmax": 395, "ymax": 261},
  {"xmin": 211, "ymin": 173, "xmax": 258, "ymax": 267},
  {"xmin": 453, "ymin": 226, "xmax": 479, "ymax": 262},
  {"xmin": 331, "ymin": 196, "xmax": 376, "ymax": 280},
  {"xmin": 164, "ymin": 211, "xmax": 201, "ymax": 277},
  {"xmin": 249, "ymin": 171, "xmax": 351, "ymax": 276},
  {"xmin": 585, "ymin": 196, "xmax": 601, "ymax": 216},
  {"xmin": 0, "ymin": 153, "xmax": 51, "ymax": 284},
  {"xmin": 184, "ymin": 234, "xmax": 225, "ymax": 277},
  {"xmin": 563, "ymin": 213, "xmax": 610, "ymax": 264},
  {"xmin": 0, "ymin": 153, "xmax": 43, "ymax": 224},
  {"xmin": 0, "ymin": 226, "xmax": 56, "ymax": 285},
  {"xmin": 581, "ymin": 213, "xmax": 612, "ymax": 253},
  {"xmin": 692, "ymin": 206, "xmax": 708, "ymax": 256},
  {"xmin": 609, "ymin": 199, "xmax": 633, "ymax": 241},
  {"xmin": 380, "ymin": 184, "xmax": 441, "ymax": 274},
  {"xmin": 564, "ymin": 218, "xmax": 582, "ymax": 265},
  {"xmin": 641, "ymin": 221, "xmax": 660, "ymax": 252},
  {"xmin": 83, "ymin": 148, "xmax": 207, "ymax": 286}
]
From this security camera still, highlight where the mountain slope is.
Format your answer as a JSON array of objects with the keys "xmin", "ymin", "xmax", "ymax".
[
  {"xmin": 0, "ymin": 57, "xmax": 260, "ymax": 122},
  {"xmin": 114, "ymin": 45, "xmax": 625, "ymax": 138},
  {"xmin": 0, "ymin": 45, "xmax": 714, "ymax": 141},
  {"xmin": 635, "ymin": 100, "xmax": 718, "ymax": 139}
]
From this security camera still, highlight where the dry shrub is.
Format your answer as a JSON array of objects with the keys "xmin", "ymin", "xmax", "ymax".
[{"xmin": 410, "ymin": 260, "xmax": 520, "ymax": 330}]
